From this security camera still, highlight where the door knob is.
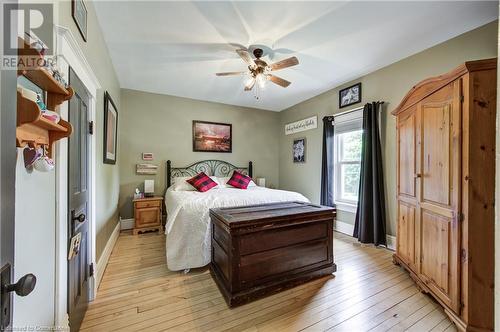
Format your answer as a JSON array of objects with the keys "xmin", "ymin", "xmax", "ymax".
[{"xmin": 3, "ymin": 274, "xmax": 36, "ymax": 297}]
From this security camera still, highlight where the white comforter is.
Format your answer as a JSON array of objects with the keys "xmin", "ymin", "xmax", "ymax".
[{"xmin": 165, "ymin": 187, "xmax": 309, "ymax": 271}]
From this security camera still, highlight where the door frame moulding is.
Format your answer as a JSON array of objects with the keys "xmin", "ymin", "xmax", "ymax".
[{"xmin": 53, "ymin": 25, "xmax": 101, "ymax": 328}]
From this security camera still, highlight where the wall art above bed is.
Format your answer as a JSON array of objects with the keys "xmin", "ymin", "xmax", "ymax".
[{"xmin": 192, "ymin": 120, "xmax": 232, "ymax": 153}]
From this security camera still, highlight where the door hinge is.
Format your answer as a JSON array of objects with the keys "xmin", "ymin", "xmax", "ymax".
[
  {"xmin": 459, "ymin": 213, "xmax": 465, "ymax": 222},
  {"xmin": 460, "ymin": 95, "xmax": 464, "ymax": 103},
  {"xmin": 88, "ymin": 121, "xmax": 94, "ymax": 135},
  {"xmin": 89, "ymin": 263, "xmax": 94, "ymax": 277}
]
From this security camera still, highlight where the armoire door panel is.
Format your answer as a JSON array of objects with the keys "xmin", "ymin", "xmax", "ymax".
[
  {"xmin": 421, "ymin": 102, "xmax": 452, "ymax": 207},
  {"xmin": 420, "ymin": 209, "xmax": 450, "ymax": 292},
  {"xmin": 420, "ymin": 209, "xmax": 458, "ymax": 309},
  {"xmin": 416, "ymin": 82, "xmax": 461, "ymax": 313},
  {"xmin": 398, "ymin": 111, "xmax": 417, "ymax": 198},
  {"xmin": 397, "ymin": 202, "xmax": 416, "ymax": 269}
]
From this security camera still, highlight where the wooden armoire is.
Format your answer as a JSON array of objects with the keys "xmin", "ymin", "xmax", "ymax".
[{"xmin": 393, "ymin": 58, "xmax": 496, "ymax": 332}]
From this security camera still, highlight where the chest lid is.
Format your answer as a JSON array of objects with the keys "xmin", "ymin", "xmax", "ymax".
[{"xmin": 210, "ymin": 201, "xmax": 335, "ymax": 229}]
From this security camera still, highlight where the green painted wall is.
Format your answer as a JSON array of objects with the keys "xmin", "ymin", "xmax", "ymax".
[{"xmin": 118, "ymin": 89, "xmax": 281, "ymax": 219}]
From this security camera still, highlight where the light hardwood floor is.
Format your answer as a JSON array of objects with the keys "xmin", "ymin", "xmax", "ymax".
[{"xmin": 80, "ymin": 231, "xmax": 456, "ymax": 332}]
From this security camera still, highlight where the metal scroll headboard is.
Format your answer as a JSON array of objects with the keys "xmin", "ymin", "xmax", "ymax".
[{"xmin": 166, "ymin": 160, "xmax": 253, "ymax": 188}]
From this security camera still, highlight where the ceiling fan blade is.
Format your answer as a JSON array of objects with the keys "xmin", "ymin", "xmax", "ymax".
[
  {"xmin": 269, "ymin": 56, "xmax": 299, "ymax": 71},
  {"xmin": 268, "ymin": 75, "xmax": 291, "ymax": 88},
  {"xmin": 215, "ymin": 71, "xmax": 246, "ymax": 76},
  {"xmin": 244, "ymin": 78, "xmax": 255, "ymax": 91},
  {"xmin": 236, "ymin": 49, "xmax": 256, "ymax": 68}
]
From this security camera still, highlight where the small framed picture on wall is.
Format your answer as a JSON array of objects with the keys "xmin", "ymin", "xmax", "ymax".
[
  {"xmin": 72, "ymin": 0, "xmax": 88, "ymax": 42},
  {"xmin": 142, "ymin": 153, "xmax": 154, "ymax": 161},
  {"xmin": 339, "ymin": 82, "xmax": 361, "ymax": 108},
  {"xmin": 293, "ymin": 138, "xmax": 306, "ymax": 163},
  {"xmin": 103, "ymin": 92, "xmax": 118, "ymax": 164}
]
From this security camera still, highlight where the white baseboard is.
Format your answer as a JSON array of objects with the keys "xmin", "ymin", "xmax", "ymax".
[
  {"xmin": 333, "ymin": 220, "xmax": 355, "ymax": 236},
  {"xmin": 120, "ymin": 218, "xmax": 134, "ymax": 230},
  {"xmin": 334, "ymin": 220, "xmax": 396, "ymax": 251},
  {"xmin": 96, "ymin": 221, "xmax": 120, "ymax": 290}
]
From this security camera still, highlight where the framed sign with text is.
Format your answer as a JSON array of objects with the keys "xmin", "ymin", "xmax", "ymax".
[{"xmin": 285, "ymin": 116, "xmax": 317, "ymax": 135}]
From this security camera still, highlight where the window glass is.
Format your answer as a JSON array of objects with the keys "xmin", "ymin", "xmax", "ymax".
[
  {"xmin": 339, "ymin": 130, "xmax": 362, "ymax": 162},
  {"xmin": 340, "ymin": 163, "xmax": 361, "ymax": 201},
  {"xmin": 334, "ymin": 123, "xmax": 362, "ymax": 207}
]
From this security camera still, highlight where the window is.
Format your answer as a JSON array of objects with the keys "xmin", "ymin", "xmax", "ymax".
[{"xmin": 334, "ymin": 109, "xmax": 363, "ymax": 212}]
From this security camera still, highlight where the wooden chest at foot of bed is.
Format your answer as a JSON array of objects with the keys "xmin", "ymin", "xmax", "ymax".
[{"xmin": 209, "ymin": 201, "xmax": 336, "ymax": 307}]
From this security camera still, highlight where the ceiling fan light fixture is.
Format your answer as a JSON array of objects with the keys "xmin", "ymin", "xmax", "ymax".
[
  {"xmin": 244, "ymin": 76, "xmax": 255, "ymax": 89},
  {"xmin": 217, "ymin": 47, "xmax": 299, "ymax": 100},
  {"xmin": 256, "ymin": 74, "xmax": 266, "ymax": 89}
]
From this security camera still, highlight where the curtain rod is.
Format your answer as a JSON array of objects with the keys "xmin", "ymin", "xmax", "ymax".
[{"xmin": 328, "ymin": 101, "xmax": 385, "ymax": 118}]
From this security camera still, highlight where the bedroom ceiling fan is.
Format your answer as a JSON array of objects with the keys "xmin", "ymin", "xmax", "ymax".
[{"xmin": 215, "ymin": 48, "xmax": 299, "ymax": 99}]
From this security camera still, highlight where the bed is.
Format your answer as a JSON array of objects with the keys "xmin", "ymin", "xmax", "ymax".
[{"xmin": 164, "ymin": 160, "xmax": 310, "ymax": 271}]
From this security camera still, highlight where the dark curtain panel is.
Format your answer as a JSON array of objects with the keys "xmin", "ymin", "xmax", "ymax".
[
  {"xmin": 354, "ymin": 102, "xmax": 387, "ymax": 246},
  {"xmin": 320, "ymin": 116, "xmax": 335, "ymax": 206}
]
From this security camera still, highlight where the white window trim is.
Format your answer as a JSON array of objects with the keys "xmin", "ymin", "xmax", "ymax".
[{"xmin": 333, "ymin": 108, "xmax": 363, "ymax": 213}]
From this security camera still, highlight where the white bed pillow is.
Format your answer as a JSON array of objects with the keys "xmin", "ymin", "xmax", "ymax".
[
  {"xmin": 170, "ymin": 177, "xmax": 195, "ymax": 191},
  {"xmin": 217, "ymin": 176, "xmax": 256, "ymax": 188},
  {"xmin": 170, "ymin": 176, "xmax": 220, "ymax": 191},
  {"xmin": 209, "ymin": 176, "xmax": 222, "ymax": 189}
]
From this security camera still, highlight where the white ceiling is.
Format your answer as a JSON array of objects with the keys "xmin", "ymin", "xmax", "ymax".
[{"xmin": 94, "ymin": 1, "xmax": 497, "ymax": 111}]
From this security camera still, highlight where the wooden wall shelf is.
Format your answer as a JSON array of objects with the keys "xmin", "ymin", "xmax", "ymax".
[
  {"xmin": 21, "ymin": 68, "xmax": 71, "ymax": 96},
  {"xmin": 16, "ymin": 37, "xmax": 74, "ymax": 158},
  {"xmin": 16, "ymin": 87, "xmax": 72, "ymax": 157}
]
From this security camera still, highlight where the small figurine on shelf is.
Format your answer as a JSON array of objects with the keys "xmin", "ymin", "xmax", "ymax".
[
  {"xmin": 44, "ymin": 58, "xmax": 68, "ymax": 88},
  {"xmin": 26, "ymin": 32, "xmax": 47, "ymax": 56},
  {"xmin": 41, "ymin": 110, "xmax": 61, "ymax": 123},
  {"xmin": 36, "ymin": 93, "xmax": 47, "ymax": 110}
]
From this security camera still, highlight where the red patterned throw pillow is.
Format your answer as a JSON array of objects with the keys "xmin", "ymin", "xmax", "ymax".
[
  {"xmin": 227, "ymin": 171, "xmax": 252, "ymax": 189},
  {"xmin": 186, "ymin": 172, "xmax": 218, "ymax": 192}
]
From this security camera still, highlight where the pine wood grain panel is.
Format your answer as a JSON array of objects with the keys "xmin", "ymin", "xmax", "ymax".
[
  {"xmin": 397, "ymin": 110, "xmax": 417, "ymax": 198},
  {"xmin": 461, "ymin": 69, "xmax": 496, "ymax": 329},
  {"xmin": 397, "ymin": 202, "xmax": 416, "ymax": 269},
  {"xmin": 80, "ymin": 231, "xmax": 454, "ymax": 332}
]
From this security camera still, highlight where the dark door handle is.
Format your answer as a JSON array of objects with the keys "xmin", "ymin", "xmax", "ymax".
[
  {"xmin": 72, "ymin": 213, "xmax": 86, "ymax": 223},
  {"xmin": 3, "ymin": 274, "xmax": 36, "ymax": 297}
]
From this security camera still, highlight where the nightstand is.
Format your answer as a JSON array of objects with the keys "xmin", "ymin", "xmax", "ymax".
[{"xmin": 133, "ymin": 196, "xmax": 163, "ymax": 235}]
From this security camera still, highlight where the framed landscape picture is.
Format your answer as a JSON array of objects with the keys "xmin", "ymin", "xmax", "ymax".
[
  {"xmin": 339, "ymin": 82, "xmax": 361, "ymax": 108},
  {"xmin": 104, "ymin": 92, "xmax": 118, "ymax": 164},
  {"xmin": 72, "ymin": 0, "xmax": 87, "ymax": 41},
  {"xmin": 293, "ymin": 138, "xmax": 306, "ymax": 163},
  {"xmin": 192, "ymin": 120, "xmax": 232, "ymax": 153}
]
